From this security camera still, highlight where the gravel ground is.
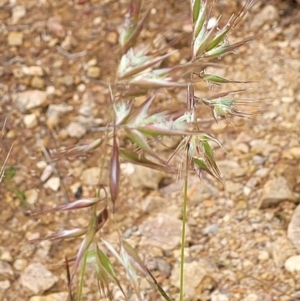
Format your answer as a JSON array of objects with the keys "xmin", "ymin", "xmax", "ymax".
[{"xmin": 0, "ymin": 0, "xmax": 300, "ymax": 300}]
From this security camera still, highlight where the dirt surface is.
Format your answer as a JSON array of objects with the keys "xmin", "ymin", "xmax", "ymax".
[{"xmin": 0, "ymin": 0, "xmax": 300, "ymax": 301}]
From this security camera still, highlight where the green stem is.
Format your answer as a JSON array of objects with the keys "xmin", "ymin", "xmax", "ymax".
[
  {"xmin": 179, "ymin": 152, "xmax": 189, "ymax": 301},
  {"xmin": 78, "ymin": 250, "xmax": 88, "ymax": 301}
]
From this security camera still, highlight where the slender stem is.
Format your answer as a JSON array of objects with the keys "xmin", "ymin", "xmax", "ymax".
[
  {"xmin": 179, "ymin": 151, "xmax": 190, "ymax": 301},
  {"xmin": 78, "ymin": 250, "xmax": 88, "ymax": 301}
]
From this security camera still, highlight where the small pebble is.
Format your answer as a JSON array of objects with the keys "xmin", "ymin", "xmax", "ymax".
[
  {"xmin": 0, "ymin": 280, "xmax": 10, "ymax": 290},
  {"xmin": 77, "ymin": 84, "xmax": 86, "ymax": 92},
  {"xmin": 40, "ymin": 165, "xmax": 53, "ymax": 182},
  {"xmin": 24, "ymin": 189, "xmax": 38, "ymax": 205},
  {"xmin": 44, "ymin": 177, "xmax": 60, "ymax": 191},
  {"xmin": 11, "ymin": 5, "xmax": 26, "ymax": 24},
  {"xmin": 0, "ymin": 249, "xmax": 13, "ymax": 262},
  {"xmin": 93, "ymin": 17, "xmax": 102, "ymax": 25},
  {"xmin": 87, "ymin": 66, "xmax": 101, "ymax": 78},
  {"xmin": 13, "ymin": 259, "xmax": 28, "ymax": 271},
  {"xmin": 66, "ymin": 122, "xmax": 86, "ymax": 138},
  {"xmin": 285, "ymin": 255, "xmax": 300, "ymax": 273},
  {"xmin": 8, "ymin": 32, "xmax": 23, "ymax": 46},
  {"xmin": 23, "ymin": 114, "xmax": 38, "ymax": 128},
  {"xmin": 202, "ymin": 224, "xmax": 219, "ymax": 235},
  {"xmin": 258, "ymin": 250, "xmax": 269, "ymax": 261},
  {"xmin": 30, "ymin": 77, "xmax": 45, "ymax": 89},
  {"xmin": 252, "ymin": 155, "xmax": 266, "ymax": 165}
]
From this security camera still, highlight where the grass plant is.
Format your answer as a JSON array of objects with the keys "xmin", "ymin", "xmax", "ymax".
[{"xmin": 28, "ymin": 1, "xmax": 260, "ymax": 300}]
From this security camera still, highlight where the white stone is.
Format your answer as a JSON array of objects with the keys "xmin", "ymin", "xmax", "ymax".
[
  {"xmin": 40, "ymin": 165, "xmax": 53, "ymax": 182},
  {"xmin": 120, "ymin": 162, "xmax": 135, "ymax": 175},
  {"xmin": 13, "ymin": 258, "xmax": 28, "ymax": 271},
  {"xmin": 87, "ymin": 58, "xmax": 97, "ymax": 66},
  {"xmin": 281, "ymin": 97, "xmax": 294, "ymax": 103},
  {"xmin": 0, "ymin": 280, "xmax": 10, "ymax": 290},
  {"xmin": 127, "ymin": 165, "xmax": 165, "ymax": 190},
  {"xmin": 12, "ymin": 5, "xmax": 26, "ymax": 24},
  {"xmin": 218, "ymin": 160, "xmax": 247, "ymax": 178},
  {"xmin": 139, "ymin": 213, "xmax": 191, "ymax": 251},
  {"xmin": 44, "ymin": 177, "xmax": 60, "ymax": 191},
  {"xmin": 93, "ymin": 17, "xmax": 102, "ymax": 26},
  {"xmin": 285, "ymin": 255, "xmax": 300, "ymax": 273},
  {"xmin": 202, "ymin": 224, "xmax": 219, "ymax": 235},
  {"xmin": 0, "ymin": 248, "xmax": 12, "ymax": 262},
  {"xmin": 254, "ymin": 168, "xmax": 269, "ymax": 178},
  {"xmin": 77, "ymin": 83, "xmax": 86, "ymax": 92},
  {"xmin": 170, "ymin": 260, "xmax": 215, "ymax": 298},
  {"xmin": 21, "ymin": 263, "xmax": 58, "ymax": 294},
  {"xmin": 22, "ymin": 66, "xmax": 44, "ymax": 76},
  {"xmin": 258, "ymin": 250, "xmax": 269, "ymax": 261},
  {"xmin": 25, "ymin": 189, "xmax": 39, "ymax": 205},
  {"xmin": 243, "ymin": 186, "xmax": 252, "ymax": 196},
  {"xmin": 23, "ymin": 114, "xmax": 38, "ymax": 128},
  {"xmin": 36, "ymin": 161, "xmax": 47, "ymax": 169},
  {"xmin": 14, "ymin": 90, "xmax": 47, "ymax": 112},
  {"xmin": 259, "ymin": 177, "xmax": 296, "ymax": 208},
  {"xmin": 66, "ymin": 122, "xmax": 86, "ymax": 138},
  {"xmin": 46, "ymin": 86, "xmax": 56, "ymax": 95}
]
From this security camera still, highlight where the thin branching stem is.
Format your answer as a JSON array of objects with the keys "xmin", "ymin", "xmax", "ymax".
[{"xmin": 179, "ymin": 151, "xmax": 190, "ymax": 301}]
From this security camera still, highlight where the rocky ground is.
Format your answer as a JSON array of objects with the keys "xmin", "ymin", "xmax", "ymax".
[{"xmin": 0, "ymin": 0, "xmax": 300, "ymax": 301}]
